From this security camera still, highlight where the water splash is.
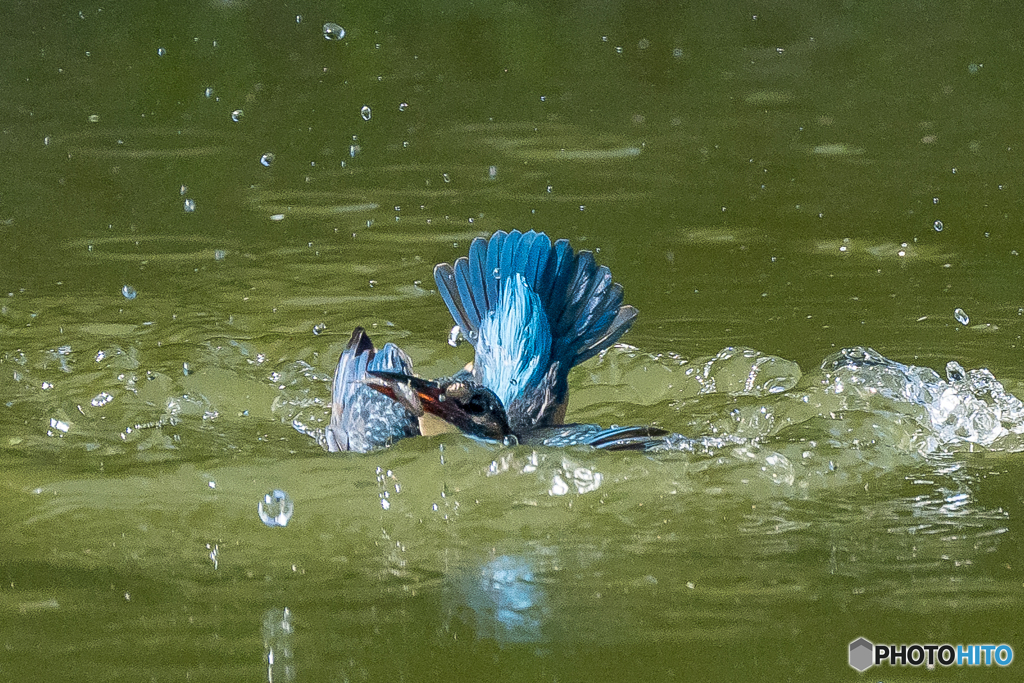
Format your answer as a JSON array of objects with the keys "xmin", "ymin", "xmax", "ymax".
[
  {"xmin": 823, "ymin": 346, "xmax": 1024, "ymax": 448},
  {"xmin": 262, "ymin": 607, "xmax": 296, "ymax": 682}
]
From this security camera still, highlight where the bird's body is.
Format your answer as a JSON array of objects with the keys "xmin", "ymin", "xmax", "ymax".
[
  {"xmin": 434, "ymin": 229, "xmax": 636, "ymax": 434},
  {"xmin": 324, "ymin": 229, "xmax": 659, "ymax": 452}
]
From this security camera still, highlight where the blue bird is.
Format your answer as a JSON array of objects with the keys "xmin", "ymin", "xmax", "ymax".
[{"xmin": 365, "ymin": 230, "xmax": 668, "ymax": 450}]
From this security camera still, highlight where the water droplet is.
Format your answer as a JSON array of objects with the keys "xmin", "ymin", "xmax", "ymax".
[
  {"xmin": 214, "ymin": 249, "xmax": 227, "ymax": 261},
  {"xmin": 157, "ymin": 47, "xmax": 167, "ymax": 56},
  {"xmin": 546, "ymin": 185, "xmax": 553, "ymax": 193},
  {"xmin": 183, "ymin": 362, "xmax": 191, "ymax": 376},
  {"xmin": 933, "ymin": 197, "xmax": 939, "ymax": 204},
  {"xmin": 231, "ymin": 109, "xmax": 244, "ymax": 122},
  {"xmin": 360, "ymin": 105, "xmax": 372, "ymax": 121},
  {"xmin": 448, "ymin": 325, "xmax": 463, "ymax": 347},
  {"xmin": 91, "ymin": 392, "xmax": 113, "ymax": 407},
  {"xmin": 442, "ymin": 173, "xmax": 451, "ymax": 183},
  {"xmin": 933, "ymin": 220, "xmax": 943, "ymax": 231},
  {"xmin": 488, "ymin": 165, "xmax": 497, "ymax": 180},
  {"xmin": 399, "ymin": 102, "xmax": 409, "ymax": 112},
  {"xmin": 323, "ymin": 22, "xmax": 345, "ymax": 40},
  {"xmin": 121, "ymin": 285, "xmax": 137, "ymax": 300},
  {"xmin": 88, "ymin": 114, "xmax": 100, "ymax": 123},
  {"xmin": 312, "ymin": 322, "xmax": 326, "ymax": 336},
  {"xmin": 349, "ymin": 144, "xmax": 360, "ymax": 157},
  {"xmin": 954, "ymin": 308, "xmax": 970, "ymax": 325},
  {"xmin": 260, "ymin": 153, "xmax": 275, "ymax": 167},
  {"xmin": 259, "ymin": 489, "xmax": 294, "ymax": 527},
  {"xmin": 183, "ymin": 198, "xmax": 196, "ymax": 213},
  {"xmin": 204, "ymin": 86, "xmax": 214, "ymax": 98}
]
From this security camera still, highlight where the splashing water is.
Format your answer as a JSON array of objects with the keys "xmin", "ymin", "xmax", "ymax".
[{"xmin": 823, "ymin": 346, "xmax": 1024, "ymax": 448}]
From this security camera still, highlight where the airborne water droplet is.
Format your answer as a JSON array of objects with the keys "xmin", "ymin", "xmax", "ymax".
[
  {"xmin": 954, "ymin": 308, "xmax": 969, "ymax": 325},
  {"xmin": 933, "ymin": 220, "xmax": 943, "ymax": 231},
  {"xmin": 231, "ymin": 109, "xmax": 243, "ymax": 122},
  {"xmin": 448, "ymin": 325, "xmax": 463, "ymax": 347},
  {"xmin": 121, "ymin": 285, "xmax": 137, "ymax": 300},
  {"xmin": 260, "ymin": 153, "xmax": 275, "ymax": 167},
  {"xmin": 183, "ymin": 198, "xmax": 196, "ymax": 213},
  {"xmin": 360, "ymin": 105, "xmax": 372, "ymax": 121},
  {"xmin": 323, "ymin": 22, "xmax": 345, "ymax": 40},
  {"xmin": 259, "ymin": 489, "xmax": 294, "ymax": 527}
]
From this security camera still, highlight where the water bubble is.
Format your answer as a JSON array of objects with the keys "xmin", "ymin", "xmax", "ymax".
[
  {"xmin": 121, "ymin": 285, "xmax": 137, "ymax": 300},
  {"xmin": 259, "ymin": 489, "xmax": 294, "ymax": 527},
  {"xmin": 231, "ymin": 109, "xmax": 243, "ymax": 122},
  {"xmin": 323, "ymin": 22, "xmax": 345, "ymax": 40},
  {"xmin": 360, "ymin": 105, "xmax": 372, "ymax": 121},
  {"xmin": 183, "ymin": 198, "xmax": 196, "ymax": 213},
  {"xmin": 954, "ymin": 308, "xmax": 970, "ymax": 325},
  {"xmin": 933, "ymin": 220, "xmax": 943, "ymax": 232},
  {"xmin": 90, "ymin": 392, "xmax": 113, "ymax": 407},
  {"xmin": 260, "ymin": 153, "xmax": 275, "ymax": 167},
  {"xmin": 399, "ymin": 102, "xmax": 409, "ymax": 112},
  {"xmin": 312, "ymin": 322, "xmax": 326, "ymax": 336},
  {"xmin": 157, "ymin": 47, "xmax": 167, "ymax": 56}
]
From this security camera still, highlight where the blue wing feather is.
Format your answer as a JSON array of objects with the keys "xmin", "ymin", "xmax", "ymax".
[
  {"xmin": 433, "ymin": 229, "xmax": 638, "ymax": 427},
  {"xmin": 326, "ymin": 328, "xmax": 418, "ymax": 453}
]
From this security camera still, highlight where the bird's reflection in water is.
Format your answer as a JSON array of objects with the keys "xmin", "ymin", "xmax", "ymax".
[{"xmin": 451, "ymin": 555, "xmax": 548, "ymax": 646}]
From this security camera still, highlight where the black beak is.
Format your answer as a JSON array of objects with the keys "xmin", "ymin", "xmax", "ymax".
[{"xmin": 366, "ymin": 370, "xmax": 511, "ymax": 441}]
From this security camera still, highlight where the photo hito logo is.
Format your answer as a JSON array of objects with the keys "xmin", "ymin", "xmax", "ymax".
[{"xmin": 849, "ymin": 637, "xmax": 1014, "ymax": 671}]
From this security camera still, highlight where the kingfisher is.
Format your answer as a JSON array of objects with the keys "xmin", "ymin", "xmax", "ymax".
[{"xmin": 323, "ymin": 230, "xmax": 666, "ymax": 452}]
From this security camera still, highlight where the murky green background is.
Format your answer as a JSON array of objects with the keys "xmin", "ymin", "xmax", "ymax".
[{"xmin": 2, "ymin": 1, "xmax": 1023, "ymax": 681}]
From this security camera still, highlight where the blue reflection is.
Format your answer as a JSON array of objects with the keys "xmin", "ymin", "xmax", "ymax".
[{"xmin": 461, "ymin": 555, "xmax": 546, "ymax": 645}]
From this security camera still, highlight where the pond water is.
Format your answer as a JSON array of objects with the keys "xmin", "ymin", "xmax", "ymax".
[{"xmin": 2, "ymin": 2, "xmax": 1022, "ymax": 681}]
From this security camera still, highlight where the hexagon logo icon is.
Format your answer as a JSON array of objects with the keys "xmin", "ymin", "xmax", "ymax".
[{"xmin": 849, "ymin": 637, "xmax": 874, "ymax": 671}]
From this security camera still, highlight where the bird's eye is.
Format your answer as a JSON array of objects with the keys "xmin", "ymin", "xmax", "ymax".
[{"xmin": 463, "ymin": 396, "xmax": 487, "ymax": 415}]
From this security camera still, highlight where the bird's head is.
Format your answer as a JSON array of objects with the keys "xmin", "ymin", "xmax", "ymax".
[{"xmin": 366, "ymin": 371, "xmax": 513, "ymax": 442}]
